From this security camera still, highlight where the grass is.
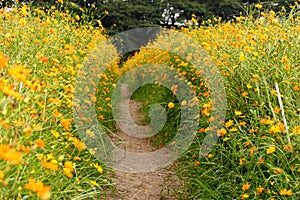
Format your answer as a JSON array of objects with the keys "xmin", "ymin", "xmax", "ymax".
[{"xmin": 0, "ymin": 1, "xmax": 299, "ymax": 200}]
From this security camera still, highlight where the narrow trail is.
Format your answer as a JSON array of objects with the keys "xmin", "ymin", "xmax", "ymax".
[{"xmin": 105, "ymin": 85, "xmax": 182, "ymax": 200}]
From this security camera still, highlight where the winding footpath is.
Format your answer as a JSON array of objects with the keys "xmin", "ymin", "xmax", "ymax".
[{"xmin": 106, "ymin": 85, "xmax": 182, "ymax": 199}]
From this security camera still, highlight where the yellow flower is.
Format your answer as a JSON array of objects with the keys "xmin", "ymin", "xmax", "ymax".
[
  {"xmin": 225, "ymin": 120, "xmax": 234, "ymax": 128},
  {"xmin": 239, "ymin": 53, "xmax": 245, "ymax": 62},
  {"xmin": 255, "ymin": 4, "xmax": 263, "ymax": 9},
  {"xmin": 234, "ymin": 110, "xmax": 242, "ymax": 116},
  {"xmin": 90, "ymin": 180, "xmax": 99, "ymax": 187},
  {"xmin": 239, "ymin": 158, "xmax": 246, "ymax": 165},
  {"xmin": 241, "ymin": 193, "xmax": 249, "ymax": 199},
  {"xmin": 168, "ymin": 102, "xmax": 174, "ymax": 109},
  {"xmin": 266, "ymin": 146, "xmax": 276, "ymax": 154},
  {"xmin": 181, "ymin": 100, "xmax": 187, "ymax": 106},
  {"xmin": 246, "ymin": 84, "xmax": 252, "ymax": 89},
  {"xmin": 63, "ymin": 161, "xmax": 74, "ymax": 178},
  {"xmin": 279, "ymin": 189, "xmax": 292, "ymax": 196},
  {"xmin": 50, "ymin": 130, "xmax": 60, "ymax": 138},
  {"xmin": 269, "ymin": 123, "xmax": 285, "ymax": 133},
  {"xmin": 280, "ymin": 56, "xmax": 289, "ymax": 63},
  {"xmin": 79, "ymin": 7, "xmax": 85, "ymax": 12},
  {"xmin": 86, "ymin": 129, "xmax": 95, "ymax": 137},
  {"xmin": 229, "ymin": 127, "xmax": 238, "ymax": 132},
  {"xmin": 91, "ymin": 163, "xmax": 103, "ymax": 174},
  {"xmin": 0, "ymin": 170, "xmax": 4, "ymax": 182}
]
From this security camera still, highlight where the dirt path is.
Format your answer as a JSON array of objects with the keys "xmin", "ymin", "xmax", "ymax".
[{"xmin": 106, "ymin": 85, "xmax": 182, "ymax": 200}]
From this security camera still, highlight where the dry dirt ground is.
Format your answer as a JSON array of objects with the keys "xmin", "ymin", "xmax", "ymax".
[{"xmin": 105, "ymin": 90, "xmax": 182, "ymax": 199}]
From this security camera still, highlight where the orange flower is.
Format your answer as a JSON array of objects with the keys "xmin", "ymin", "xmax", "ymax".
[
  {"xmin": 0, "ymin": 120, "xmax": 12, "ymax": 129},
  {"xmin": 0, "ymin": 84, "xmax": 23, "ymax": 100},
  {"xmin": 19, "ymin": 145, "xmax": 31, "ymax": 153},
  {"xmin": 256, "ymin": 187, "xmax": 264, "ymax": 195},
  {"xmin": 8, "ymin": 65, "xmax": 31, "ymax": 82},
  {"xmin": 260, "ymin": 118, "xmax": 275, "ymax": 125},
  {"xmin": 60, "ymin": 118, "xmax": 73, "ymax": 131},
  {"xmin": 266, "ymin": 146, "xmax": 276, "ymax": 154},
  {"xmin": 217, "ymin": 128, "xmax": 227, "ymax": 136},
  {"xmin": 0, "ymin": 144, "xmax": 22, "ymax": 164},
  {"xmin": 0, "ymin": 52, "xmax": 8, "ymax": 68},
  {"xmin": 35, "ymin": 139, "xmax": 45, "ymax": 148},
  {"xmin": 24, "ymin": 178, "xmax": 51, "ymax": 200},
  {"xmin": 242, "ymin": 182, "xmax": 250, "ymax": 191},
  {"xmin": 69, "ymin": 137, "xmax": 86, "ymax": 150},
  {"xmin": 42, "ymin": 159, "xmax": 59, "ymax": 171},
  {"xmin": 274, "ymin": 167, "xmax": 283, "ymax": 174},
  {"xmin": 52, "ymin": 110, "xmax": 62, "ymax": 118},
  {"xmin": 292, "ymin": 126, "xmax": 300, "ymax": 134},
  {"xmin": 39, "ymin": 55, "xmax": 49, "ymax": 63}
]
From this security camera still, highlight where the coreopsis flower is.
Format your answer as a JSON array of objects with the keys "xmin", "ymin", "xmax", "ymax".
[
  {"xmin": 260, "ymin": 118, "xmax": 275, "ymax": 125},
  {"xmin": 234, "ymin": 110, "xmax": 242, "ymax": 116},
  {"xmin": 8, "ymin": 65, "xmax": 31, "ymax": 82},
  {"xmin": 63, "ymin": 161, "xmax": 74, "ymax": 178},
  {"xmin": 42, "ymin": 159, "xmax": 59, "ymax": 171},
  {"xmin": 91, "ymin": 163, "xmax": 103, "ymax": 174},
  {"xmin": 241, "ymin": 193, "xmax": 249, "ymax": 199},
  {"xmin": 0, "ymin": 144, "xmax": 22, "ymax": 164},
  {"xmin": 225, "ymin": 120, "xmax": 234, "ymax": 128},
  {"xmin": 217, "ymin": 128, "xmax": 227, "ymax": 136},
  {"xmin": 292, "ymin": 126, "xmax": 300, "ymax": 134},
  {"xmin": 60, "ymin": 118, "xmax": 73, "ymax": 131},
  {"xmin": 256, "ymin": 187, "xmax": 264, "ymax": 195},
  {"xmin": 279, "ymin": 189, "xmax": 293, "ymax": 196},
  {"xmin": 242, "ymin": 183, "xmax": 250, "ymax": 191},
  {"xmin": 255, "ymin": 4, "xmax": 263, "ymax": 9},
  {"xmin": 0, "ymin": 52, "xmax": 8, "ymax": 68},
  {"xmin": 24, "ymin": 178, "xmax": 51, "ymax": 200},
  {"xmin": 274, "ymin": 167, "xmax": 283, "ymax": 174},
  {"xmin": 266, "ymin": 146, "xmax": 276, "ymax": 154},
  {"xmin": 168, "ymin": 102, "xmax": 174, "ymax": 109},
  {"xmin": 35, "ymin": 139, "xmax": 45, "ymax": 148},
  {"xmin": 0, "ymin": 170, "xmax": 4, "ymax": 182}
]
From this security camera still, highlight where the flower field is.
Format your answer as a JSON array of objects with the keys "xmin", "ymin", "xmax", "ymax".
[{"xmin": 0, "ymin": 2, "xmax": 299, "ymax": 200}]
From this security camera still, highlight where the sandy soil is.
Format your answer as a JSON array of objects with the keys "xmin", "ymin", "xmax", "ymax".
[{"xmin": 105, "ymin": 88, "xmax": 182, "ymax": 200}]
